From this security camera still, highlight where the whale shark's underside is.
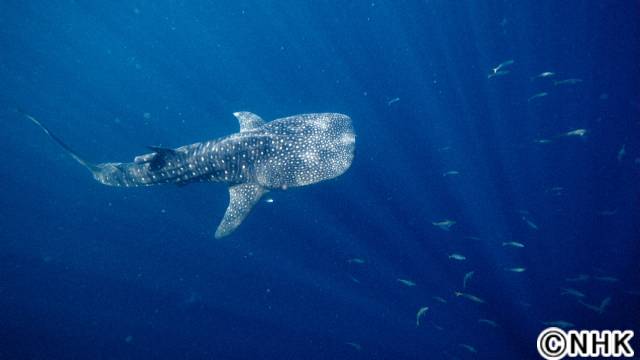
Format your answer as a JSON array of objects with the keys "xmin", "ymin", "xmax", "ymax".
[{"xmin": 23, "ymin": 111, "xmax": 355, "ymax": 238}]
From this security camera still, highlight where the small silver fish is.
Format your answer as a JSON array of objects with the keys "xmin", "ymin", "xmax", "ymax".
[
  {"xmin": 554, "ymin": 78, "xmax": 583, "ymax": 86},
  {"xmin": 449, "ymin": 253, "xmax": 466, "ymax": 261},
  {"xmin": 345, "ymin": 342, "xmax": 362, "ymax": 351},
  {"xmin": 617, "ymin": 144, "xmax": 626, "ymax": 162},
  {"xmin": 504, "ymin": 267, "xmax": 526, "ymax": 273},
  {"xmin": 454, "ymin": 291, "xmax": 485, "ymax": 303},
  {"xmin": 487, "ymin": 69, "xmax": 510, "ymax": 79},
  {"xmin": 497, "ymin": 59, "xmax": 515, "ymax": 68},
  {"xmin": 598, "ymin": 209, "xmax": 617, "ymax": 216},
  {"xmin": 432, "ymin": 296, "xmax": 448, "ymax": 304},
  {"xmin": 564, "ymin": 128, "xmax": 588, "ymax": 137},
  {"xmin": 561, "ymin": 288, "xmax": 585, "ymax": 298},
  {"xmin": 579, "ymin": 296, "xmax": 611, "ymax": 314},
  {"xmin": 548, "ymin": 187, "xmax": 564, "ymax": 195},
  {"xmin": 478, "ymin": 319, "xmax": 498, "ymax": 327},
  {"xmin": 347, "ymin": 258, "xmax": 365, "ymax": 264},
  {"xmin": 387, "ymin": 97, "xmax": 400, "ymax": 106},
  {"xmin": 578, "ymin": 300, "xmax": 601, "ymax": 313},
  {"xmin": 565, "ymin": 274, "xmax": 590, "ymax": 282},
  {"xmin": 543, "ymin": 320, "xmax": 575, "ymax": 329},
  {"xmin": 490, "ymin": 59, "xmax": 514, "ymax": 75},
  {"xmin": 463, "ymin": 271, "xmax": 475, "ymax": 289},
  {"xmin": 459, "ymin": 344, "xmax": 477, "ymax": 353},
  {"xmin": 502, "ymin": 241, "xmax": 525, "ymax": 248},
  {"xmin": 432, "ymin": 220, "xmax": 456, "ymax": 231},
  {"xmin": 522, "ymin": 216, "xmax": 539, "ymax": 230},
  {"xmin": 416, "ymin": 306, "xmax": 429, "ymax": 327},
  {"xmin": 397, "ymin": 278, "xmax": 416, "ymax": 287},
  {"xmin": 531, "ymin": 71, "xmax": 555, "ymax": 80},
  {"xmin": 528, "ymin": 92, "xmax": 548, "ymax": 102}
]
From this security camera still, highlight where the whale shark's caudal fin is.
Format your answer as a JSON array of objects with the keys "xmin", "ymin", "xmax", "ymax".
[
  {"xmin": 215, "ymin": 183, "xmax": 266, "ymax": 239},
  {"xmin": 18, "ymin": 109, "xmax": 98, "ymax": 173}
]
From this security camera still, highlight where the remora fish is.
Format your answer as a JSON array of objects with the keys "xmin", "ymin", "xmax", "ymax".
[{"xmin": 22, "ymin": 110, "xmax": 355, "ymax": 238}]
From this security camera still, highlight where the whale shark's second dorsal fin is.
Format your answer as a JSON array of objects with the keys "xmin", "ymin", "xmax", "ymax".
[
  {"xmin": 215, "ymin": 183, "xmax": 265, "ymax": 239},
  {"xmin": 146, "ymin": 146, "xmax": 177, "ymax": 170},
  {"xmin": 233, "ymin": 112, "xmax": 265, "ymax": 132}
]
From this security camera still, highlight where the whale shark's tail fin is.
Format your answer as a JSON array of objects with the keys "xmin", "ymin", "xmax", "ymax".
[{"xmin": 18, "ymin": 109, "xmax": 98, "ymax": 173}]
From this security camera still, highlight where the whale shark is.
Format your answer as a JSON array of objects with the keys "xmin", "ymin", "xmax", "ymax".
[{"xmin": 22, "ymin": 111, "xmax": 355, "ymax": 238}]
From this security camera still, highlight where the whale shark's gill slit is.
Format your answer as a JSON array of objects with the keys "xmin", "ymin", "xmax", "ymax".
[{"xmin": 19, "ymin": 110, "xmax": 98, "ymax": 172}]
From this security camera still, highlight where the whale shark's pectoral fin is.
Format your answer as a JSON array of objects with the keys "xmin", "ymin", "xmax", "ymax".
[
  {"xmin": 146, "ymin": 146, "xmax": 177, "ymax": 170},
  {"xmin": 215, "ymin": 183, "xmax": 265, "ymax": 239},
  {"xmin": 233, "ymin": 112, "xmax": 265, "ymax": 132}
]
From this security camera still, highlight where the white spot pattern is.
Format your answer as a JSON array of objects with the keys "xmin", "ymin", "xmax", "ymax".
[{"xmin": 91, "ymin": 112, "xmax": 355, "ymax": 237}]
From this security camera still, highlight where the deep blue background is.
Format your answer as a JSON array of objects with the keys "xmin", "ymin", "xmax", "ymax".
[{"xmin": 1, "ymin": 1, "xmax": 639, "ymax": 359}]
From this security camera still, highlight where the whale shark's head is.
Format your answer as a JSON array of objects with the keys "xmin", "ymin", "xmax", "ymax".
[{"xmin": 255, "ymin": 113, "xmax": 355, "ymax": 189}]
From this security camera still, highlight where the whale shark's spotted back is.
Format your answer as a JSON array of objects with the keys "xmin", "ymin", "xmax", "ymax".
[
  {"xmin": 22, "ymin": 110, "xmax": 355, "ymax": 238},
  {"xmin": 256, "ymin": 113, "xmax": 355, "ymax": 188}
]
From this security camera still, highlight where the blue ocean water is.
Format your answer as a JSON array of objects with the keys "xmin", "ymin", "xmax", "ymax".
[{"xmin": 1, "ymin": 1, "xmax": 639, "ymax": 359}]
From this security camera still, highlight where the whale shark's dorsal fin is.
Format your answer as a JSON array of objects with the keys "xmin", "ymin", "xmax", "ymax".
[
  {"xmin": 233, "ymin": 112, "xmax": 265, "ymax": 132},
  {"xmin": 215, "ymin": 183, "xmax": 265, "ymax": 239}
]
